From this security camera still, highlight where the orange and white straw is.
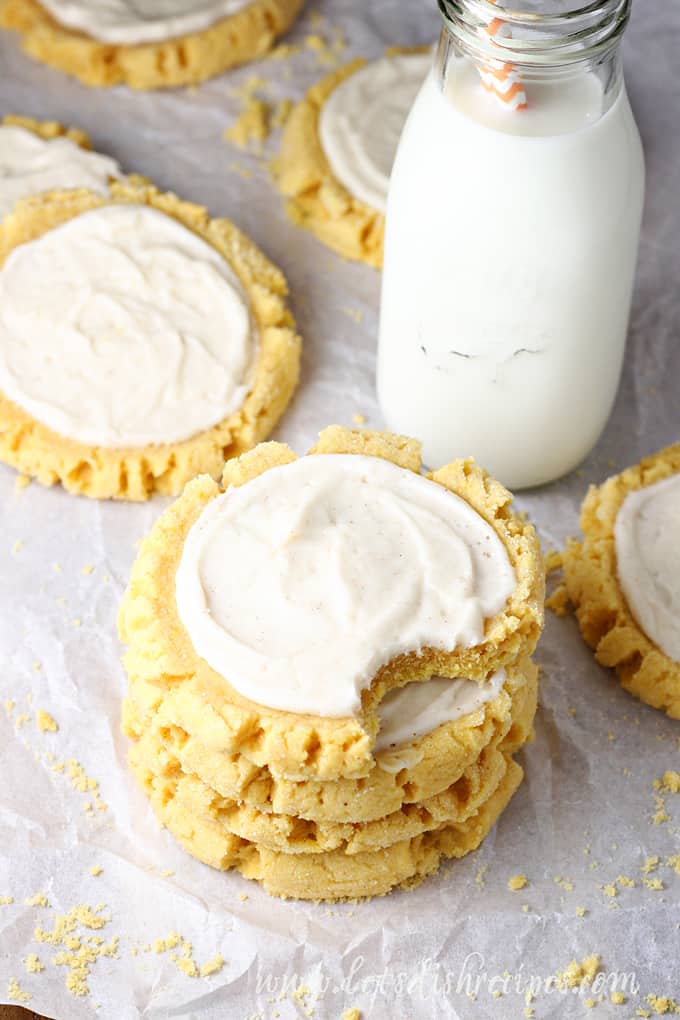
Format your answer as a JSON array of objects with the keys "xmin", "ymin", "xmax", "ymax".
[{"xmin": 477, "ymin": 0, "xmax": 527, "ymax": 110}]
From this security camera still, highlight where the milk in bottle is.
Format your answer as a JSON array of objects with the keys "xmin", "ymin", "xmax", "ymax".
[{"xmin": 377, "ymin": 0, "xmax": 644, "ymax": 489}]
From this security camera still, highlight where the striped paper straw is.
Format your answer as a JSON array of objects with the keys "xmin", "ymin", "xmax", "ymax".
[{"xmin": 477, "ymin": 0, "xmax": 528, "ymax": 110}]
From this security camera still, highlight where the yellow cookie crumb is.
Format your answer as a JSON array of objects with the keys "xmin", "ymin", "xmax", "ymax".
[
  {"xmin": 36, "ymin": 709, "xmax": 58, "ymax": 732},
  {"xmin": 7, "ymin": 977, "xmax": 31, "ymax": 1002},
  {"xmin": 656, "ymin": 771, "xmax": 680, "ymax": 794},
  {"xmin": 225, "ymin": 98, "xmax": 271, "ymax": 149},
  {"xmin": 14, "ymin": 474, "xmax": 31, "ymax": 491},
  {"xmin": 508, "ymin": 874, "xmax": 528, "ymax": 891},
  {"xmin": 0, "ymin": 895, "xmax": 14, "ymax": 905},
  {"xmin": 555, "ymin": 954, "xmax": 601, "ymax": 990},
  {"xmin": 90, "ymin": 866, "xmax": 103, "ymax": 877},
  {"xmin": 199, "ymin": 953, "xmax": 225, "ymax": 977},
  {"xmin": 611, "ymin": 991, "xmax": 626, "ymax": 1005},
  {"xmin": 24, "ymin": 953, "xmax": 44, "ymax": 973},
  {"xmin": 34, "ymin": 903, "xmax": 117, "ymax": 997},
  {"xmin": 666, "ymin": 854, "xmax": 680, "ymax": 876},
  {"xmin": 646, "ymin": 994, "xmax": 680, "ymax": 1015},
  {"xmin": 24, "ymin": 892, "xmax": 49, "ymax": 907}
]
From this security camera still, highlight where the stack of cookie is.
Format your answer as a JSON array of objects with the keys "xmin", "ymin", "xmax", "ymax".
[{"xmin": 120, "ymin": 428, "xmax": 545, "ymax": 900}]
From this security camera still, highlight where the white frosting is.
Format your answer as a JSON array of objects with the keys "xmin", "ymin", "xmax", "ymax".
[
  {"xmin": 614, "ymin": 472, "xmax": 680, "ymax": 662},
  {"xmin": 175, "ymin": 454, "xmax": 516, "ymax": 717},
  {"xmin": 0, "ymin": 204, "xmax": 256, "ymax": 448},
  {"xmin": 318, "ymin": 53, "xmax": 432, "ymax": 214},
  {"xmin": 374, "ymin": 668, "xmax": 505, "ymax": 756},
  {"xmin": 0, "ymin": 125, "xmax": 121, "ymax": 223},
  {"xmin": 39, "ymin": 0, "xmax": 253, "ymax": 45}
]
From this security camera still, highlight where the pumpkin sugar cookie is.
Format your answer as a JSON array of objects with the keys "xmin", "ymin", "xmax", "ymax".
[
  {"xmin": 563, "ymin": 443, "xmax": 680, "ymax": 719},
  {"xmin": 0, "ymin": 0, "xmax": 305, "ymax": 90},
  {"xmin": 0, "ymin": 116, "xmax": 124, "ymax": 222},
  {"xmin": 132, "ymin": 748, "xmax": 524, "ymax": 901},
  {"xmin": 275, "ymin": 50, "xmax": 432, "ymax": 267},
  {"xmin": 124, "ymin": 656, "xmax": 538, "ymax": 823},
  {"xmin": 118, "ymin": 426, "xmax": 544, "ymax": 781},
  {"xmin": 132, "ymin": 732, "xmax": 515, "ymax": 857},
  {"xmin": 0, "ymin": 180, "xmax": 301, "ymax": 500}
]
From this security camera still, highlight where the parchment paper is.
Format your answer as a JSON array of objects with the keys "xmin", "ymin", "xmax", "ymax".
[{"xmin": 0, "ymin": 2, "xmax": 679, "ymax": 1017}]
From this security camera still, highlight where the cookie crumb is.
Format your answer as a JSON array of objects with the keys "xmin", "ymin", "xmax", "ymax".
[
  {"xmin": 576, "ymin": 906, "xmax": 588, "ymax": 916},
  {"xmin": 0, "ymin": 895, "xmax": 14, "ymax": 905},
  {"xmin": 666, "ymin": 854, "xmax": 680, "ymax": 876},
  {"xmin": 34, "ymin": 903, "xmax": 117, "ymax": 997},
  {"xmin": 555, "ymin": 954, "xmax": 601, "ymax": 990},
  {"xmin": 14, "ymin": 474, "xmax": 31, "ymax": 492},
  {"xmin": 508, "ymin": 874, "xmax": 528, "ymax": 891},
  {"xmin": 199, "ymin": 953, "xmax": 225, "ymax": 978},
  {"xmin": 656, "ymin": 771, "xmax": 680, "ymax": 794},
  {"xmin": 611, "ymin": 992, "xmax": 626, "ymax": 1005},
  {"xmin": 7, "ymin": 977, "xmax": 31, "ymax": 1002},
  {"xmin": 24, "ymin": 892, "xmax": 49, "ymax": 907},
  {"xmin": 342, "ymin": 1010, "xmax": 361, "ymax": 1020},
  {"xmin": 90, "ymin": 866, "xmax": 103, "ymax": 877},
  {"xmin": 36, "ymin": 709, "xmax": 58, "ymax": 733},
  {"xmin": 24, "ymin": 953, "xmax": 44, "ymax": 974},
  {"xmin": 225, "ymin": 98, "xmax": 271, "ymax": 149},
  {"xmin": 646, "ymin": 994, "xmax": 680, "ymax": 1015},
  {"xmin": 352, "ymin": 413, "xmax": 367, "ymax": 425}
]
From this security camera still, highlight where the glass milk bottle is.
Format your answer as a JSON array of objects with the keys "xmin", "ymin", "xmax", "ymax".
[{"xmin": 377, "ymin": 0, "xmax": 645, "ymax": 489}]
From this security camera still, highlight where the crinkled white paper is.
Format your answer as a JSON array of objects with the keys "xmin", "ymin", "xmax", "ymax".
[{"xmin": 0, "ymin": 2, "xmax": 679, "ymax": 1017}]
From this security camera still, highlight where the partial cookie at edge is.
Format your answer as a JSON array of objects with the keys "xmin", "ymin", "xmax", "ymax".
[
  {"xmin": 563, "ymin": 442, "xmax": 680, "ymax": 719},
  {"xmin": 0, "ymin": 0, "xmax": 305, "ymax": 90}
]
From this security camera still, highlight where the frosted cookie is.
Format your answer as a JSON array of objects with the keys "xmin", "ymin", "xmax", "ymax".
[
  {"xmin": 119, "ymin": 426, "xmax": 544, "ymax": 779},
  {"xmin": 0, "ymin": 116, "xmax": 123, "ymax": 222},
  {"xmin": 132, "ymin": 750, "xmax": 523, "ymax": 901},
  {"xmin": 0, "ymin": 180, "xmax": 301, "ymax": 500},
  {"xmin": 276, "ymin": 50, "xmax": 431, "ymax": 267},
  {"xmin": 124, "ymin": 657, "xmax": 538, "ymax": 823},
  {"xmin": 564, "ymin": 444, "xmax": 680, "ymax": 719},
  {"xmin": 0, "ymin": 0, "xmax": 304, "ymax": 90}
]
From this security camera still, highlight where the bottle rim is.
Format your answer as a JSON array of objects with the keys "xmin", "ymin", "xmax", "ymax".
[{"xmin": 438, "ymin": 0, "xmax": 630, "ymax": 68}]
